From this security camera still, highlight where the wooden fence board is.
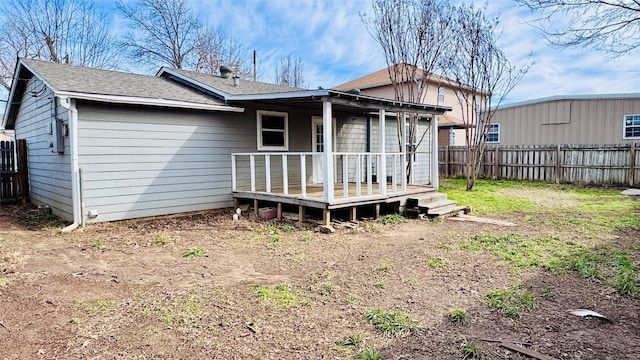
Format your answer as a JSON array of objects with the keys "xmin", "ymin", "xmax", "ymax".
[{"xmin": 439, "ymin": 143, "xmax": 640, "ymax": 186}]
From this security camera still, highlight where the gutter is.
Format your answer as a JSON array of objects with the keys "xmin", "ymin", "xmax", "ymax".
[{"xmin": 58, "ymin": 96, "xmax": 82, "ymax": 232}]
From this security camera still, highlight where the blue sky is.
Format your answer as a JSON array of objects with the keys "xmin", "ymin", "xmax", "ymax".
[
  {"xmin": 12, "ymin": 0, "xmax": 640, "ymax": 106},
  {"xmin": 107, "ymin": 0, "xmax": 638, "ymax": 104}
]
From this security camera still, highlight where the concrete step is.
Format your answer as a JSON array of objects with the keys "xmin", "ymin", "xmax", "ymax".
[
  {"xmin": 428, "ymin": 204, "xmax": 463, "ymax": 217},
  {"xmin": 420, "ymin": 199, "xmax": 456, "ymax": 210},
  {"xmin": 411, "ymin": 192, "xmax": 448, "ymax": 204}
]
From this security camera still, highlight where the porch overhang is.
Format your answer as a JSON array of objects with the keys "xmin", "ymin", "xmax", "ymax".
[{"xmin": 227, "ymin": 89, "xmax": 451, "ymax": 115}]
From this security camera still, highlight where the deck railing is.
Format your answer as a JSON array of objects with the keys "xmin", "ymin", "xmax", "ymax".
[{"xmin": 231, "ymin": 152, "xmax": 407, "ymax": 203}]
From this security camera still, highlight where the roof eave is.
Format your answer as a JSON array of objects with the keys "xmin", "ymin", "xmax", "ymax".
[
  {"xmin": 55, "ymin": 91, "xmax": 245, "ymax": 112},
  {"xmin": 3, "ymin": 59, "xmax": 59, "ymax": 129}
]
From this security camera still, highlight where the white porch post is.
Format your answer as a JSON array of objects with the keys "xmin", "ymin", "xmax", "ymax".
[
  {"xmin": 379, "ymin": 108, "xmax": 387, "ymax": 195},
  {"xmin": 401, "ymin": 113, "xmax": 407, "ymax": 191},
  {"xmin": 432, "ymin": 115, "xmax": 439, "ymax": 189},
  {"xmin": 323, "ymin": 101, "xmax": 334, "ymax": 202}
]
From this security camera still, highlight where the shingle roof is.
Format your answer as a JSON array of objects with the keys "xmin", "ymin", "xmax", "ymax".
[
  {"xmin": 21, "ymin": 58, "xmax": 227, "ymax": 107},
  {"xmin": 160, "ymin": 67, "xmax": 302, "ymax": 97},
  {"xmin": 333, "ymin": 64, "xmax": 454, "ymax": 91}
]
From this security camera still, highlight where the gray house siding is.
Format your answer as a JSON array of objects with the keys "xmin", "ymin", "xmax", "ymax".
[
  {"xmin": 14, "ymin": 78, "xmax": 73, "ymax": 220},
  {"xmin": 491, "ymin": 97, "xmax": 640, "ymax": 145},
  {"xmin": 77, "ymin": 103, "xmax": 256, "ymax": 223}
]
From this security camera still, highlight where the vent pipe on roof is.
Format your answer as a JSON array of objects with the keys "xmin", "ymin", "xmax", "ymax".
[
  {"xmin": 220, "ymin": 65, "xmax": 232, "ymax": 78},
  {"xmin": 232, "ymin": 76, "xmax": 239, "ymax": 87}
]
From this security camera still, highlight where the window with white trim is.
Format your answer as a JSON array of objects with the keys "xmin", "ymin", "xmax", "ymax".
[
  {"xmin": 257, "ymin": 110, "xmax": 288, "ymax": 150},
  {"xmin": 623, "ymin": 114, "xmax": 640, "ymax": 139},
  {"xmin": 487, "ymin": 123, "xmax": 500, "ymax": 143},
  {"xmin": 438, "ymin": 87, "xmax": 445, "ymax": 102}
]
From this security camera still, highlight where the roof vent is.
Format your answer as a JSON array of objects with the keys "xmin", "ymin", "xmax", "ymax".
[
  {"xmin": 220, "ymin": 65, "xmax": 232, "ymax": 78},
  {"xmin": 232, "ymin": 76, "xmax": 239, "ymax": 87},
  {"xmin": 348, "ymin": 88, "xmax": 361, "ymax": 95}
]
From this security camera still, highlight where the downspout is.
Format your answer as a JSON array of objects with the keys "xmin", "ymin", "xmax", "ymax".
[{"xmin": 58, "ymin": 96, "xmax": 82, "ymax": 232}]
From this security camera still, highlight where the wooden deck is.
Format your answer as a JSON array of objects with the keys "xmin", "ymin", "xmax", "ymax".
[{"xmin": 232, "ymin": 183, "xmax": 435, "ymax": 225}]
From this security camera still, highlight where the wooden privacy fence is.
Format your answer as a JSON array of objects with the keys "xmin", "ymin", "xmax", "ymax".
[
  {"xmin": 1, "ymin": 139, "xmax": 29, "ymax": 203},
  {"xmin": 439, "ymin": 143, "xmax": 640, "ymax": 186}
]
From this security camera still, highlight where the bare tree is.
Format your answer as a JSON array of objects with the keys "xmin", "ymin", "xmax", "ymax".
[
  {"xmin": 117, "ymin": 0, "xmax": 203, "ymax": 70},
  {"xmin": 444, "ymin": 4, "xmax": 531, "ymax": 190},
  {"xmin": 118, "ymin": 0, "xmax": 250, "ymax": 77},
  {"xmin": 362, "ymin": 0, "xmax": 453, "ymax": 182},
  {"xmin": 0, "ymin": 0, "xmax": 118, "ymax": 90},
  {"xmin": 193, "ymin": 26, "xmax": 252, "ymax": 79},
  {"xmin": 275, "ymin": 54, "xmax": 305, "ymax": 88},
  {"xmin": 517, "ymin": 0, "xmax": 640, "ymax": 55}
]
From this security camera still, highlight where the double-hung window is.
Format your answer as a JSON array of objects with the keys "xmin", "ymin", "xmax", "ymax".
[
  {"xmin": 486, "ymin": 123, "xmax": 500, "ymax": 143},
  {"xmin": 257, "ymin": 110, "xmax": 288, "ymax": 150},
  {"xmin": 623, "ymin": 114, "xmax": 640, "ymax": 139}
]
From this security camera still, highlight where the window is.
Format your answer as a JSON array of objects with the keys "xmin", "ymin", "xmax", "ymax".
[
  {"xmin": 449, "ymin": 129, "xmax": 455, "ymax": 145},
  {"xmin": 438, "ymin": 87, "xmax": 445, "ymax": 102},
  {"xmin": 487, "ymin": 123, "xmax": 500, "ymax": 143},
  {"xmin": 623, "ymin": 114, "xmax": 640, "ymax": 139},
  {"xmin": 257, "ymin": 110, "xmax": 288, "ymax": 150}
]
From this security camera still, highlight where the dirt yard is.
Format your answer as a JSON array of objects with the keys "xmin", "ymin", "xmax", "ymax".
[{"xmin": 1, "ymin": 202, "xmax": 639, "ymax": 359}]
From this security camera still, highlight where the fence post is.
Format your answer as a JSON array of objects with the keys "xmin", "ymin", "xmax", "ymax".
[
  {"xmin": 629, "ymin": 142, "xmax": 636, "ymax": 186},
  {"xmin": 444, "ymin": 146, "xmax": 450, "ymax": 178},
  {"xmin": 493, "ymin": 146, "xmax": 499, "ymax": 179},
  {"xmin": 555, "ymin": 144, "xmax": 561, "ymax": 184}
]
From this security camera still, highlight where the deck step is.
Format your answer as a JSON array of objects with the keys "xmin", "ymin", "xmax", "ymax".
[
  {"xmin": 404, "ymin": 192, "xmax": 462, "ymax": 218},
  {"xmin": 411, "ymin": 192, "xmax": 448, "ymax": 204}
]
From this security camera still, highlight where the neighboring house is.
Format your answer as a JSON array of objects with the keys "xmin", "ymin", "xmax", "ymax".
[
  {"xmin": 2, "ymin": 59, "xmax": 450, "ymax": 227},
  {"xmin": 489, "ymin": 94, "xmax": 640, "ymax": 145},
  {"xmin": 334, "ymin": 65, "xmax": 469, "ymax": 147}
]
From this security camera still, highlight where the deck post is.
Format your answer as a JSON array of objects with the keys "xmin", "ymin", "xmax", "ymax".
[
  {"xmin": 379, "ymin": 109, "xmax": 387, "ymax": 196},
  {"xmin": 323, "ymin": 101, "xmax": 334, "ymax": 203},
  {"xmin": 323, "ymin": 209, "xmax": 331, "ymax": 226},
  {"xmin": 298, "ymin": 205, "xmax": 305, "ymax": 222},
  {"xmin": 431, "ymin": 115, "xmax": 439, "ymax": 189},
  {"xmin": 374, "ymin": 203, "xmax": 381, "ymax": 219},
  {"xmin": 277, "ymin": 203, "xmax": 282, "ymax": 220},
  {"xmin": 350, "ymin": 207, "xmax": 357, "ymax": 222},
  {"xmin": 253, "ymin": 199, "xmax": 259, "ymax": 216}
]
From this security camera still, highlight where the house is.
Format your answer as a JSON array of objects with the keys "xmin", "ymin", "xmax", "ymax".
[
  {"xmin": 488, "ymin": 94, "xmax": 640, "ymax": 145},
  {"xmin": 334, "ymin": 65, "xmax": 469, "ymax": 147},
  {"xmin": 2, "ymin": 59, "xmax": 451, "ymax": 228}
]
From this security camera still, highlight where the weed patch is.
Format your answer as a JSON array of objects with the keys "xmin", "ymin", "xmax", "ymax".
[
  {"xmin": 72, "ymin": 299, "xmax": 115, "ymax": 315},
  {"xmin": 0, "ymin": 278, "xmax": 11, "ymax": 287},
  {"xmin": 486, "ymin": 284, "xmax": 537, "ymax": 318},
  {"xmin": 447, "ymin": 308, "xmax": 466, "ymax": 325},
  {"xmin": 158, "ymin": 296, "xmax": 202, "ymax": 326},
  {"xmin": 253, "ymin": 283, "xmax": 297, "ymax": 308},
  {"xmin": 364, "ymin": 308, "xmax": 420, "ymax": 337},
  {"xmin": 182, "ymin": 246, "xmax": 206, "ymax": 257},
  {"xmin": 427, "ymin": 256, "xmax": 447, "ymax": 269},
  {"xmin": 335, "ymin": 333, "xmax": 362, "ymax": 349},
  {"xmin": 376, "ymin": 213, "xmax": 405, "ymax": 225},
  {"xmin": 356, "ymin": 348, "xmax": 381, "ymax": 360}
]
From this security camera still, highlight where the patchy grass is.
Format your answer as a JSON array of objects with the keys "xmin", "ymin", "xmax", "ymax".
[
  {"xmin": 182, "ymin": 246, "xmax": 206, "ymax": 257},
  {"xmin": 154, "ymin": 233, "xmax": 172, "ymax": 245},
  {"xmin": 486, "ymin": 284, "xmax": 538, "ymax": 318},
  {"xmin": 158, "ymin": 296, "xmax": 202, "ymax": 326},
  {"xmin": 335, "ymin": 333, "xmax": 363, "ymax": 350},
  {"xmin": 0, "ymin": 278, "xmax": 11, "ymax": 287},
  {"xmin": 447, "ymin": 308, "xmax": 467, "ymax": 325},
  {"xmin": 441, "ymin": 179, "xmax": 640, "ymax": 233},
  {"xmin": 461, "ymin": 340, "xmax": 483, "ymax": 359},
  {"xmin": 356, "ymin": 348, "xmax": 381, "ymax": 360},
  {"xmin": 364, "ymin": 308, "xmax": 420, "ymax": 337},
  {"xmin": 427, "ymin": 256, "xmax": 447, "ymax": 269},
  {"xmin": 378, "ymin": 263, "xmax": 392, "ymax": 272},
  {"xmin": 376, "ymin": 213, "xmax": 406, "ymax": 225},
  {"xmin": 462, "ymin": 233, "xmax": 639, "ymax": 296},
  {"xmin": 253, "ymin": 283, "xmax": 297, "ymax": 308},
  {"xmin": 72, "ymin": 299, "xmax": 116, "ymax": 315}
]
